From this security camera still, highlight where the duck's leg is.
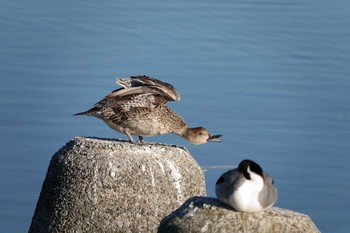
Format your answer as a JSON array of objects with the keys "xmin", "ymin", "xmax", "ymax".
[
  {"xmin": 138, "ymin": 136, "xmax": 144, "ymax": 143},
  {"xmin": 124, "ymin": 129, "xmax": 134, "ymax": 143}
]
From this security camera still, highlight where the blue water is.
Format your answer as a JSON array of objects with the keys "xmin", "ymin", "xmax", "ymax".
[{"xmin": 1, "ymin": 0, "xmax": 350, "ymax": 232}]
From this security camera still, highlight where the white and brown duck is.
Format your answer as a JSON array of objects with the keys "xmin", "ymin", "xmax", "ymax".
[{"xmin": 75, "ymin": 75, "xmax": 222, "ymax": 144}]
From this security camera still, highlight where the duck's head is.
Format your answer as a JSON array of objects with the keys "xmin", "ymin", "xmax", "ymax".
[
  {"xmin": 185, "ymin": 127, "xmax": 222, "ymax": 145},
  {"xmin": 237, "ymin": 159, "xmax": 264, "ymax": 180}
]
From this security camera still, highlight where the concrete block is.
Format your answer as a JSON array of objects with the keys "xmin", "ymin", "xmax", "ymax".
[
  {"xmin": 29, "ymin": 137, "xmax": 206, "ymax": 233},
  {"xmin": 158, "ymin": 196, "xmax": 320, "ymax": 233}
]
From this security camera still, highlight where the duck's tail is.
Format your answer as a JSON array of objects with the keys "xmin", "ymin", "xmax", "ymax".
[{"xmin": 74, "ymin": 106, "xmax": 101, "ymax": 117}]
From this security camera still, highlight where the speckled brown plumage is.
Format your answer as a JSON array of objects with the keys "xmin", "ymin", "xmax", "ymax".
[{"xmin": 75, "ymin": 75, "xmax": 222, "ymax": 144}]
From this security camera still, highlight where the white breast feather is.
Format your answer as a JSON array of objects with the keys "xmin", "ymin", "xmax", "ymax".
[{"xmin": 230, "ymin": 168, "xmax": 264, "ymax": 212}]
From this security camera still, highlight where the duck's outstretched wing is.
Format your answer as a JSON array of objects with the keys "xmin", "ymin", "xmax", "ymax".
[
  {"xmin": 109, "ymin": 75, "xmax": 181, "ymax": 102},
  {"xmin": 98, "ymin": 92, "xmax": 162, "ymax": 113},
  {"xmin": 116, "ymin": 93, "xmax": 164, "ymax": 112}
]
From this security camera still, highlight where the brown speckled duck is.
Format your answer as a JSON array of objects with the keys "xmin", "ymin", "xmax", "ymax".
[{"xmin": 75, "ymin": 75, "xmax": 222, "ymax": 144}]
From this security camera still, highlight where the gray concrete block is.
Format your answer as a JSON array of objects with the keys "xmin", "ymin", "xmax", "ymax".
[
  {"xmin": 158, "ymin": 196, "xmax": 320, "ymax": 233},
  {"xmin": 29, "ymin": 137, "xmax": 206, "ymax": 233}
]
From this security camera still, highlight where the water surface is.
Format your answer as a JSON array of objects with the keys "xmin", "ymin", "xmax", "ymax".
[{"xmin": 1, "ymin": 0, "xmax": 350, "ymax": 232}]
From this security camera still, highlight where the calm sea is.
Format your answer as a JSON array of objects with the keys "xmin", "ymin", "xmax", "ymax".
[{"xmin": 1, "ymin": 0, "xmax": 350, "ymax": 232}]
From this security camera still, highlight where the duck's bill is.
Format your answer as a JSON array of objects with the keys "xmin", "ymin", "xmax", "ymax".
[{"xmin": 207, "ymin": 134, "xmax": 222, "ymax": 142}]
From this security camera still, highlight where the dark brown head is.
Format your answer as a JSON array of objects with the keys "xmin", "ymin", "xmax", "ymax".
[{"xmin": 238, "ymin": 159, "xmax": 264, "ymax": 180}]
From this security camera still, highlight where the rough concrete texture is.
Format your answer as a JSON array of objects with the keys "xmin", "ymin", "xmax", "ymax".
[
  {"xmin": 29, "ymin": 137, "xmax": 206, "ymax": 233},
  {"xmin": 158, "ymin": 196, "xmax": 320, "ymax": 233}
]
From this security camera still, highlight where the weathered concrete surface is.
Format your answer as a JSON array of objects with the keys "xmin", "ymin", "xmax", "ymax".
[
  {"xmin": 29, "ymin": 137, "xmax": 206, "ymax": 233},
  {"xmin": 158, "ymin": 196, "xmax": 320, "ymax": 233}
]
